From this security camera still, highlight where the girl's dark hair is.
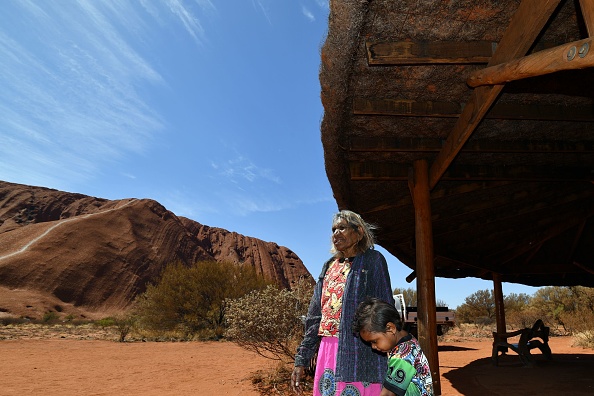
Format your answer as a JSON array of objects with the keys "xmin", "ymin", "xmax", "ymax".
[{"xmin": 352, "ymin": 297, "xmax": 403, "ymax": 334}]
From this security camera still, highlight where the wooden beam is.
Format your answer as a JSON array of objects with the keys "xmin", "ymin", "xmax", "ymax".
[
  {"xmin": 468, "ymin": 38, "xmax": 594, "ymax": 87},
  {"xmin": 567, "ymin": 220, "xmax": 587, "ymax": 263},
  {"xmin": 573, "ymin": 261, "xmax": 594, "ymax": 275},
  {"xmin": 349, "ymin": 136, "xmax": 594, "ymax": 153},
  {"xmin": 359, "ymin": 181, "xmax": 512, "ymax": 217},
  {"xmin": 353, "ymin": 98, "xmax": 461, "ymax": 118},
  {"xmin": 352, "ymin": 98, "xmax": 594, "ymax": 121},
  {"xmin": 580, "ymin": 0, "xmax": 594, "ymax": 37},
  {"xmin": 365, "ymin": 40, "xmax": 562, "ymax": 66},
  {"xmin": 366, "ymin": 40, "xmax": 494, "ymax": 65},
  {"xmin": 428, "ymin": 0, "xmax": 564, "ymax": 190},
  {"xmin": 409, "ymin": 159, "xmax": 441, "ymax": 395},
  {"xmin": 350, "ymin": 162, "xmax": 594, "ymax": 182},
  {"xmin": 480, "ymin": 202, "xmax": 594, "ymax": 263}
]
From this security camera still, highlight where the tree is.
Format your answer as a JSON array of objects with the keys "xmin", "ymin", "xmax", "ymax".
[
  {"xmin": 456, "ymin": 289, "xmax": 495, "ymax": 324},
  {"xmin": 529, "ymin": 286, "xmax": 574, "ymax": 329},
  {"xmin": 225, "ymin": 278, "xmax": 314, "ymax": 362},
  {"xmin": 134, "ymin": 260, "xmax": 271, "ymax": 339}
]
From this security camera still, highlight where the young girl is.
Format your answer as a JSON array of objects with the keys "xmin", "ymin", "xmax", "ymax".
[{"xmin": 352, "ymin": 297, "xmax": 434, "ymax": 396}]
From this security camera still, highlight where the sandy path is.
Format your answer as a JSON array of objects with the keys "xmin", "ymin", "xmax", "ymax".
[{"xmin": 1, "ymin": 335, "xmax": 593, "ymax": 395}]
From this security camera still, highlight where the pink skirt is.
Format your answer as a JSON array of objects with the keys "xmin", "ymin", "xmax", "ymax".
[{"xmin": 313, "ymin": 337, "xmax": 383, "ymax": 396}]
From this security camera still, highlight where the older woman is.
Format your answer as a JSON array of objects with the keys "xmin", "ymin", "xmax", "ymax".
[{"xmin": 292, "ymin": 210, "xmax": 394, "ymax": 395}]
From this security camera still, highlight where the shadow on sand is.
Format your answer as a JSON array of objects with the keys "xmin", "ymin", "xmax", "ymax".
[
  {"xmin": 438, "ymin": 345, "xmax": 477, "ymax": 352},
  {"xmin": 443, "ymin": 352, "xmax": 594, "ymax": 395}
]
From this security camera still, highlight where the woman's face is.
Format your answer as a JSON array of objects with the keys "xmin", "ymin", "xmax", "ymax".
[{"xmin": 332, "ymin": 219, "xmax": 361, "ymax": 255}]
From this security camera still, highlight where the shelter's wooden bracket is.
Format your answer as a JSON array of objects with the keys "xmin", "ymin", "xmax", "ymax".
[
  {"xmin": 468, "ymin": 38, "xmax": 594, "ymax": 87},
  {"xmin": 352, "ymin": 98, "xmax": 594, "ymax": 121}
]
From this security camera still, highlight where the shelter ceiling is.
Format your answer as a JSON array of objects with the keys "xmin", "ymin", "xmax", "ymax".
[{"xmin": 320, "ymin": 0, "xmax": 594, "ymax": 287}]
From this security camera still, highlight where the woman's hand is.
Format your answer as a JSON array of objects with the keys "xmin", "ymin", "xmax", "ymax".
[{"xmin": 290, "ymin": 366, "xmax": 305, "ymax": 394}]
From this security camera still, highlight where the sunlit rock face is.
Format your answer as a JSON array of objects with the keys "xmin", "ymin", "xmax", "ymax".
[{"xmin": 0, "ymin": 180, "xmax": 312, "ymax": 320}]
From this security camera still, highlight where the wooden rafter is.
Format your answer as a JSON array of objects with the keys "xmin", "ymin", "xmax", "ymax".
[
  {"xmin": 366, "ymin": 40, "xmax": 494, "ymax": 64},
  {"xmin": 350, "ymin": 162, "xmax": 594, "ymax": 182},
  {"xmin": 349, "ymin": 136, "xmax": 594, "ymax": 153},
  {"xmin": 567, "ymin": 220, "xmax": 587, "ymax": 262},
  {"xmin": 496, "ymin": 208, "xmax": 594, "ymax": 264},
  {"xmin": 573, "ymin": 261, "xmax": 594, "ymax": 275},
  {"xmin": 428, "ymin": 0, "xmax": 564, "ymax": 190},
  {"xmin": 365, "ymin": 40, "xmax": 561, "ymax": 65},
  {"xmin": 352, "ymin": 98, "xmax": 594, "ymax": 121}
]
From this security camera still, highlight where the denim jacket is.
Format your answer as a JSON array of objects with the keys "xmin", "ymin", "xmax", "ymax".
[{"xmin": 294, "ymin": 248, "xmax": 394, "ymax": 383}]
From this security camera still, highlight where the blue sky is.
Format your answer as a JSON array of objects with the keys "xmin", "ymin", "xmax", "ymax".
[{"xmin": 0, "ymin": 0, "xmax": 541, "ymax": 308}]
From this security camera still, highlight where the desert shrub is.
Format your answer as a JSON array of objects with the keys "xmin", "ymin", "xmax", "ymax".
[
  {"xmin": 95, "ymin": 317, "xmax": 117, "ymax": 328},
  {"xmin": 0, "ymin": 317, "xmax": 30, "ymax": 326},
  {"xmin": 249, "ymin": 362, "xmax": 306, "ymax": 395},
  {"xmin": 42, "ymin": 311, "xmax": 60, "ymax": 323},
  {"xmin": 114, "ymin": 314, "xmax": 136, "ymax": 342},
  {"xmin": 64, "ymin": 314, "xmax": 76, "ymax": 322},
  {"xmin": 572, "ymin": 331, "xmax": 594, "ymax": 349},
  {"xmin": 134, "ymin": 260, "xmax": 272, "ymax": 339},
  {"xmin": 225, "ymin": 278, "xmax": 313, "ymax": 362},
  {"xmin": 446, "ymin": 323, "xmax": 494, "ymax": 338},
  {"xmin": 505, "ymin": 307, "xmax": 542, "ymax": 330}
]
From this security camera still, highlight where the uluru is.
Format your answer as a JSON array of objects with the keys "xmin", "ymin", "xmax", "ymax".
[{"xmin": 0, "ymin": 180, "xmax": 312, "ymax": 320}]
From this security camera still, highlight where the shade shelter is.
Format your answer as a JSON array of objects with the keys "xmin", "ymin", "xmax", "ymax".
[{"xmin": 319, "ymin": 1, "xmax": 594, "ymax": 393}]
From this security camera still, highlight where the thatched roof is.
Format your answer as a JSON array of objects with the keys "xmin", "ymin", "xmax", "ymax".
[{"xmin": 320, "ymin": 0, "xmax": 594, "ymax": 287}]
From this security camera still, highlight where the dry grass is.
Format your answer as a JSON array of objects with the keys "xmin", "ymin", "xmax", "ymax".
[{"xmin": 0, "ymin": 322, "xmax": 120, "ymax": 341}]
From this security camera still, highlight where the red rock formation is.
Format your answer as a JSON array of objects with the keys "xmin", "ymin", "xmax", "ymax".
[{"xmin": 0, "ymin": 181, "xmax": 312, "ymax": 320}]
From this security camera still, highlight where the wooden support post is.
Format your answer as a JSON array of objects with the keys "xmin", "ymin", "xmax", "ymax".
[
  {"xmin": 410, "ymin": 159, "xmax": 441, "ymax": 395},
  {"xmin": 493, "ymin": 272, "xmax": 507, "ymax": 335}
]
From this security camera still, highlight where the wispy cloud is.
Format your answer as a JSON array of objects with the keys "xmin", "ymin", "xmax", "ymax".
[
  {"xmin": 252, "ymin": 0, "xmax": 272, "ymax": 25},
  {"xmin": 302, "ymin": 6, "xmax": 315, "ymax": 22},
  {"xmin": 212, "ymin": 155, "xmax": 281, "ymax": 185},
  {"xmin": 314, "ymin": 0, "xmax": 329, "ymax": 10},
  {"xmin": 0, "ymin": 1, "xmax": 209, "ymax": 186},
  {"xmin": 164, "ymin": 0, "xmax": 208, "ymax": 45}
]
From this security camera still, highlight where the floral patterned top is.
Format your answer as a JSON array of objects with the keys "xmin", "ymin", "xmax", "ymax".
[{"xmin": 318, "ymin": 258, "xmax": 352, "ymax": 336}]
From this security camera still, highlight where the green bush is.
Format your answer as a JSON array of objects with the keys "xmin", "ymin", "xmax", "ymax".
[
  {"xmin": 42, "ymin": 311, "xmax": 60, "ymax": 323},
  {"xmin": 95, "ymin": 317, "xmax": 117, "ymax": 328},
  {"xmin": 134, "ymin": 260, "xmax": 272, "ymax": 339}
]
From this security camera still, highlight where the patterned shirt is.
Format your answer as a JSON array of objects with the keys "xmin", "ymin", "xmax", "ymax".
[
  {"xmin": 384, "ymin": 334, "xmax": 434, "ymax": 396},
  {"xmin": 318, "ymin": 258, "xmax": 351, "ymax": 336}
]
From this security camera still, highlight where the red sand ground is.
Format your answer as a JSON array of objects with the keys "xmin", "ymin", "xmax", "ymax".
[{"xmin": 1, "ymin": 329, "xmax": 593, "ymax": 395}]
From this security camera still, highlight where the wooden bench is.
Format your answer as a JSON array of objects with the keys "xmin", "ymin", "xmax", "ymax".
[{"xmin": 492, "ymin": 319, "xmax": 553, "ymax": 366}]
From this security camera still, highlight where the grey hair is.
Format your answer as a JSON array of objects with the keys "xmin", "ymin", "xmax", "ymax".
[{"xmin": 330, "ymin": 210, "xmax": 377, "ymax": 257}]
